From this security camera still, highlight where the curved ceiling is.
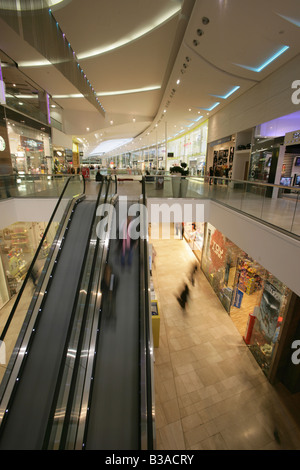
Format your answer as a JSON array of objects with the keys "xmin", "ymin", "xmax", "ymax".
[{"xmin": 0, "ymin": 0, "xmax": 300, "ymax": 158}]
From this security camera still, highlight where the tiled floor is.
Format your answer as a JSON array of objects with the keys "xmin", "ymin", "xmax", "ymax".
[{"xmin": 150, "ymin": 234, "xmax": 300, "ymax": 450}]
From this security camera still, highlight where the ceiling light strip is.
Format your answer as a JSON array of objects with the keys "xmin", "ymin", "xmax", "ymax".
[
  {"xmin": 235, "ymin": 46, "xmax": 289, "ymax": 73},
  {"xmin": 210, "ymin": 86, "xmax": 240, "ymax": 99}
]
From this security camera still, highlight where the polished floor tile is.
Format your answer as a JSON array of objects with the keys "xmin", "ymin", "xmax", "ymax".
[{"xmin": 150, "ymin": 235, "xmax": 300, "ymax": 450}]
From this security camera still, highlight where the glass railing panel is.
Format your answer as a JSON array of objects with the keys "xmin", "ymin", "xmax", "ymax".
[
  {"xmin": 0, "ymin": 174, "xmax": 72, "ymax": 200},
  {"xmin": 0, "ymin": 176, "xmax": 85, "ymax": 390},
  {"xmin": 144, "ymin": 175, "xmax": 300, "ymax": 238},
  {"xmin": 239, "ymin": 181, "xmax": 266, "ymax": 220}
]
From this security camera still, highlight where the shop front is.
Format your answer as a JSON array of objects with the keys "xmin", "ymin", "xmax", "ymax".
[
  {"xmin": 0, "ymin": 221, "xmax": 58, "ymax": 311},
  {"xmin": 166, "ymin": 120, "xmax": 208, "ymax": 173},
  {"xmin": 183, "ymin": 222, "xmax": 205, "ymax": 262},
  {"xmin": 199, "ymin": 222, "xmax": 292, "ymax": 380},
  {"xmin": 7, "ymin": 118, "xmax": 51, "ymax": 174}
]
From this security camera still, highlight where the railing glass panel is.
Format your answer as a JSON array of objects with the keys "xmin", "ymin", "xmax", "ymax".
[{"xmin": 144, "ymin": 176, "xmax": 300, "ymax": 237}]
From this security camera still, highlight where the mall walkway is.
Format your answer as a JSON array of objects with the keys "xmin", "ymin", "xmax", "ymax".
[{"xmin": 150, "ymin": 234, "xmax": 300, "ymax": 450}]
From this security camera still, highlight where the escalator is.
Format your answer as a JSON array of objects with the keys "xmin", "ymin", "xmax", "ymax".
[
  {"xmin": 0, "ymin": 176, "xmax": 112, "ymax": 449},
  {"xmin": 0, "ymin": 175, "xmax": 155, "ymax": 450},
  {"xmin": 43, "ymin": 183, "xmax": 155, "ymax": 450}
]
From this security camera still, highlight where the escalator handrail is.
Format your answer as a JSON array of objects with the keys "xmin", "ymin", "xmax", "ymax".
[
  {"xmin": 141, "ymin": 176, "xmax": 156, "ymax": 450},
  {"xmin": 42, "ymin": 178, "xmax": 113, "ymax": 449},
  {"xmin": 0, "ymin": 175, "xmax": 85, "ymax": 342},
  {"xmin": 78, "ymin": 192, "xmax": 118, "ymax": 449}
]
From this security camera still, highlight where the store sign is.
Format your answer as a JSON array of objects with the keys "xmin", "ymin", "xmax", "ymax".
[
  {"xmin": 20, "ymin": 136, "xmax": 44, "ymax": 152},
  {"xmin": 210, "ymin": 230, "xmax": 226, "ymax": 270},
  {"xmin": 233, "ymin": 289, "xmax": 243, "ymax": 308}
]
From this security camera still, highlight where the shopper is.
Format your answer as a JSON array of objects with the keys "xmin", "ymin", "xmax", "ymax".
[
  {"xmin": 121, "ymin": 216, "xmax": 136, "ymax": 266},
  {"xmin": 96, "ymin": 170, "xmax": 103, "ymax": 182},
  {"xmin": 176, "ymin": 283, "xmax": 190, "ymax": 309},
  {"xmin": 189, "ymin": 262, "xmax": 198, "ymax": 286}
]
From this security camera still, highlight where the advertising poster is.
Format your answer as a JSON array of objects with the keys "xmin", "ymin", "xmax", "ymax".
[
  {"xmin": 233, "ymin": 288, "xmax": 244, "ymax": 308},
  {"xmin": 257, "ymin": 281, "xmax": 282, "ymax": 342}
]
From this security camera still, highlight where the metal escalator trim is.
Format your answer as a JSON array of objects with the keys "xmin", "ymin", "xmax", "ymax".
[
  {"xmin": 74, "ymin": 187, "xmax": 117, "ymax": 449},
  {"xmin": 141, "ymin": 178, "xmax": 156, "ymax": 450},
  {"xmin": 42, "ymin": 179, "xmax": 107, "ymax": 449}
]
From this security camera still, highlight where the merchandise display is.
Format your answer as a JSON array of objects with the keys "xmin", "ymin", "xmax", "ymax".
[
  {"xmin": 236, "ymin": 258, "xmax": 263, "ymax": 295},
  {"xmin": 248, "ymin": 277, "xmax": 290, "ymax": 376},
  {"xmin": 200, "ymin": 221, "xmax": 293, "ymax": 379},
  {"xmin": 0, "ymin": 221, "xmax": 55, "ymax": 309},
  {"xmin": 183, "ymin": 222, "xmax": 204, "ymax": 260}
]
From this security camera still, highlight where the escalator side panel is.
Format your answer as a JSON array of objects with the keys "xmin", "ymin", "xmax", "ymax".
[{"xmin": 0, "ymin": 201, "xmax": 96, "ymax": 450}]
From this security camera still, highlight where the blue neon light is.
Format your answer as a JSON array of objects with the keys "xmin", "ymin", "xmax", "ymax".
[
  {"xmin": 198, "ymin": 102, "xmax": 220, "ymax": 111},
  {"xmin": 235, "ymin": 46, "xmax": 289, "ymax": 72},
  {"xmin": 211, "ymin": 86, "xmax": 240, "ymax": 99},
  {"xmin": 277, "ymin": 14, "xmax": 300, "ymax": 28}
]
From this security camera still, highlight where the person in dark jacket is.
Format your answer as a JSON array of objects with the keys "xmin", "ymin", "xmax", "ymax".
[{"xmin": 96, "ymin": 170, "xmax": 103, "ymax": 182}]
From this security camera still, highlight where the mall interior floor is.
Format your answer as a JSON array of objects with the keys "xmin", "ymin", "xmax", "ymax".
[{"xmin": 150, "ymin": 233, "xmax": 300, "ymax": 450}]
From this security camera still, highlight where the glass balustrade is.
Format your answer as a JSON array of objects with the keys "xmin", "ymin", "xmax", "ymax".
[
  {"xmin": 0, "ymin": 174, "xmax": 71, "ymax": 200},
  {"xmin": 144, "ymin": 175, "xmax": 300, "ymax": 237}
]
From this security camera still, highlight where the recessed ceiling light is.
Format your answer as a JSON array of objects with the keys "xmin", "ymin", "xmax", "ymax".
[{"xmin": 176, "ymin": 79, "xmax": 180, "ymax": 85}]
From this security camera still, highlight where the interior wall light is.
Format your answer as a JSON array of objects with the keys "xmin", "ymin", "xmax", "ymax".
[
  {"xmin": 235, "ymin": 46, "xmax": 289, "ymax": 72},
  {"xmin": 210, "ymin": 86, "xmax": 240, "ymax": 99},
  {"xmin": 197, "ymin": 102, "xmax": 220, "ymax": 111}
]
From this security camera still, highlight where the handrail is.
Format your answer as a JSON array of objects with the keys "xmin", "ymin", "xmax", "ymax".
[
  {"xmin": 141, "ymin": 177, "xmax": 155, "ymax": 450},
  {"xmin": 206, "ymin": 176, "xmax": 300, "ymax": 190},
  {"xmin": 164, "ymin": 174, "xmax": 300, "ymax": 191}
]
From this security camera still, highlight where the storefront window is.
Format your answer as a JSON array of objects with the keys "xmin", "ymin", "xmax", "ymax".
[
  {"xmin": 201, "ymin": 222, "xmax": 291, "ymax": 378},
  {"xmin": 201, "ymin": 223, "xmax": 235, "ymax": 312},
  {"xmin": 249, "ymin": 275, "xmax": 290, "ymax": 376},
  {"xmin": 183, "ymin": 222, "xmax": 204, "ymax": 261},
  {"xmin": 0, "ymin": 221, "xmax": 58, "ymax": 310},
  {"xmin": 7, "ymin": 120, "xmax": 51, "ymax": 174}
]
